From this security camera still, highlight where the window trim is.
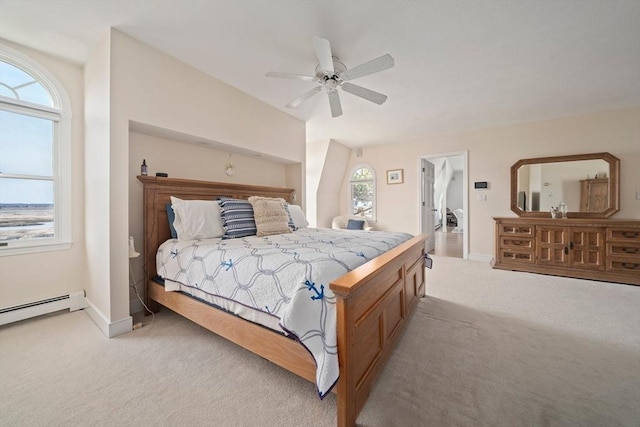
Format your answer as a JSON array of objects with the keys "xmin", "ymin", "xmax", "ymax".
[
  {"xmin": 0, "ymin": 45, "xmax": 72, "ymax": 256},
  {"xmin": 348, "ymin": 164, "xmax": 377, "ymax": 222}
]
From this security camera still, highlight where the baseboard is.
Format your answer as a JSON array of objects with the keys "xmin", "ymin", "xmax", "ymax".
[
  {"xmin": 468, "ymin": 253, "xmax": 493, "ymax": 263},
  {"xmin": 84, "ymin": 300, "xmax": 133, "ymax": 338},
  {"xmin": 0, "ymin": 290, "xmax": 87, "ymax": 326}
]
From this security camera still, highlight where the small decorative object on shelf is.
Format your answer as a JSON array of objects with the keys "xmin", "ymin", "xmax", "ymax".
[
  {"xmin": 550, "ymin": 206, "xmax": 561, "ymax": 219},
  {"xmin": 558, "ymin": 202, "xmax": 567, "ymax": 218},
  {"xmin": 141, "ymin": 159, "xmax": 148, "ymax": 176}
]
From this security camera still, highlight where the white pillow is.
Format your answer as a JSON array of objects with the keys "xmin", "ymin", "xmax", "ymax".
[
  {"xmin": 170, "ymin": 196, "xmax": 224, "ymax": 240},
  {"xmin": 288, "ymin": 204, "xmax": 309, "ymax": 229}
]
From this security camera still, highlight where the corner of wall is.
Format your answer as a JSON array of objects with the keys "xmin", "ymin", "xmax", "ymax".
[{"xmin": 84, "ymin": 298, "xmax": 132, "ymax": 338}]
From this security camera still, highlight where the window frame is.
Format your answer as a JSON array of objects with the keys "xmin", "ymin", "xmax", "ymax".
[
  {"xmin": 0, "ymin": 45, "xmax": 72, "ymax": 256},
  {"xmin": 348, "ymin": 164, "xmax": 376, "ymax": 222}
]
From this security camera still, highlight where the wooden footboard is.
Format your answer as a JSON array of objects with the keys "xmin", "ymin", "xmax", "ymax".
[
  {"xmin": 137, "ymin": 176, "xmax": 426, "ymax": 427},
  {"xmin": 332, "ymin": 233, "xmax": 425, "ymax": 426}
]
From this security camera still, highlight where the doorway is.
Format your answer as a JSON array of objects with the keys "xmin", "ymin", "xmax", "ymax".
[{"xmin": 420, "ymin": 151, "xmax": 468, "ymax": 259}]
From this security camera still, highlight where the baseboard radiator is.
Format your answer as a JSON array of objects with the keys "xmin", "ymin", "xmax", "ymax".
[{"xmin": 0, "ymin": 290, "xmax": 86, "ymax": 326}]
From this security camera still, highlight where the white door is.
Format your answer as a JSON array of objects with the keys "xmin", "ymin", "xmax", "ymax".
[{"xmin": 421, "ymin": 159, "xmax": 436, "ymax": 252}]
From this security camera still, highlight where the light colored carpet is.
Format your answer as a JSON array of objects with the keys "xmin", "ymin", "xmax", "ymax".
[{"xmin": 1, "ymin": 256, "xmax": 638, "ymax": 426}]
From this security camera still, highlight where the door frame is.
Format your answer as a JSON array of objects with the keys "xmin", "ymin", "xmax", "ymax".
[{"xmin": 418, "ymin": 150, "xmax": 469, "ymax": 259}]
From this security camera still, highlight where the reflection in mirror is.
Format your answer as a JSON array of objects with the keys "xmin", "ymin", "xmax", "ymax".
[
  {"xmin": 516, "ymin": 159, "xmax": 609, "ymax": 213},
  {"xmin": 510, "ymin": 152, "xmax": 620, "ymax": 219}
]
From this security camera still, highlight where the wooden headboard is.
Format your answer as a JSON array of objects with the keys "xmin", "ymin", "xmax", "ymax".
[{"xmin": 136, "ymin": 176, "xmax": 295, "ymax": 301}]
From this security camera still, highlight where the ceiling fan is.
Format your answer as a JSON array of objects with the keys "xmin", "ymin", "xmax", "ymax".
[{"xmin": 266, "ymin": 36, "xmax": 394, "ymax": 118}]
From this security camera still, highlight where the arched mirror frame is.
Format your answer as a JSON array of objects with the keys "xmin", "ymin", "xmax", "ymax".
[{"xmin": 510, "ymin": 152, "xmax": 620, "ymax": 218}]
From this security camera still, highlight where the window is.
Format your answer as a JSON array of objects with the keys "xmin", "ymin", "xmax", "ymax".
[
  {"xmin": 0, "ymin": 46, "xmax": 72, "ymax": 255},
  {"xmin": 349, "ymin": 165, "xmax": 376, "ymax": 221}
]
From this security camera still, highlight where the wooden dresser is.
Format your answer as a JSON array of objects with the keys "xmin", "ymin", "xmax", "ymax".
[{"xmin": 494, "ymin": 217, "xmax": 640, "ymax": 285}]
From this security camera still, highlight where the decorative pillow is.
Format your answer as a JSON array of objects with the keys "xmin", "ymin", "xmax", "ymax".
[
  {"xmin": 165, "ymin": 203, "xmax": 178, "ymax": 239},
  {"xmin": 284, "ymin": 203, "xmax": 297, "ymax": 231},
  {"xmin": 218, "ymin": 197, "xmax": 257, "ymax": 239},
  {"xmin": 248, "ymin": 196, "xmax": 292, "ymax": 237},
  {"xmin": 170, "ymin": 196, "xmax": 224, "ymax": 240},
  {"xmin": 288, "ymin": 204, "xmax": 309, "ymax": 229},
  {"xmin": 346, "ymin": 219, "xmax": 365, "ymax": 230}
]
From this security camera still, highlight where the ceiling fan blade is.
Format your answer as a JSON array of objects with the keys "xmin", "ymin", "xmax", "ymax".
[
  {"xmin": 265, "ymin": 71, "xmax": 316, "ymax": 82},
  {"xmin": 341, "ymin": 82, "xmax": 387, "ymax": 105},
  {"xmin": 285, "ymin": 86, "xmax": 323, "ymax": 108},
  {"xmin": 340, "ymin": 54, "xmax": 394, "ymax": 81},
  {"xmin": 327, "ymin": 90, "xmax": 343, "ymax": 117},
  {"xmin": 313, "ymin": 36, "xmax": 334, "ymax": 74}
]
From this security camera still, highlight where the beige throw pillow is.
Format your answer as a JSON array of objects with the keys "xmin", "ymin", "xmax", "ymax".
[{"xmin": 248, "ymin": 196, "xmax": 292, "ymax": 237}]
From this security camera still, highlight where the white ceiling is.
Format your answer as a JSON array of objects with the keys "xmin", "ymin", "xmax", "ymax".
[{"xmin": 1, "ymin": 1, "xmax": 639, "ymax": 148}]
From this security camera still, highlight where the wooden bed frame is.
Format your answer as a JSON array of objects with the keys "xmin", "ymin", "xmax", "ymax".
[{"xmin": 138, "ymin": 176, "xmax": 426, "ymax": 426}]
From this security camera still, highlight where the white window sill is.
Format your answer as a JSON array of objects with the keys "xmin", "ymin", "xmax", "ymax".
[{"xmin": 0, "ymin": 241, "xmax": 72, "ymax": 256}]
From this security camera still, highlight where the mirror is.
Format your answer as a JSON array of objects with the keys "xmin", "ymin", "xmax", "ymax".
[{"xmin": 511, "ymin": 152, "xmax": 620, "ymax": 218}]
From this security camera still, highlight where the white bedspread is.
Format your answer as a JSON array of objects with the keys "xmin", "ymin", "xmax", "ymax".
[{"xmin": 156, "ymin": 227, "xmax": 413, "ymax": 397}]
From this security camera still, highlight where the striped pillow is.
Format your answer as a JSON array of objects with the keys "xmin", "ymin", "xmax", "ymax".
[
  {"xmin": 218, "ymin": 197, "xmax": 257, "ymax": 239},
  {"xmin": 284, "ymin": 203, "xmax": 297, "ymax": 231}
]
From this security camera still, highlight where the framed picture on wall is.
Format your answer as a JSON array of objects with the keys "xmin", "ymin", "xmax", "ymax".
[{"xmin": 386, "ymin": 169, "xmax": 404, "ymax": 184}]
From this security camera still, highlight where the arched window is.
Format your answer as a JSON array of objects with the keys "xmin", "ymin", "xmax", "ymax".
[
  {"xmin": 0, "ymin": 46, "xmax": 72, "ymax": 255},
  {"xmin": 349, "ymin": 165, "xmax": 376, "ymax": 221}
]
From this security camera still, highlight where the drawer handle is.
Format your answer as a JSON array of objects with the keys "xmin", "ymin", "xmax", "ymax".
[
  {"xmin": 512, "ymin": 240, "xmax": 523, "ymax": 246},
  {"xmin": 622, "ymin": 232, "xmax": 639, "ymax": 238},
  {"xmin": 622, "ymin": 247, "xmax": 639, "ymax": 254},
  {"xmin": 621, "ymin": 263, "xmax": 639, "ymax": 270}
]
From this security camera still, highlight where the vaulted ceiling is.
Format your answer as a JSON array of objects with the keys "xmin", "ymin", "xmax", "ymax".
[{"xmin": 1, "ymin": 0, "xmax": 638, "ymax": 147}]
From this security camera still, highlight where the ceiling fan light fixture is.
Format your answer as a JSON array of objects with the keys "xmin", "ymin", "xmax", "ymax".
[{"xmin": 266, "ymin": 37, "xmax": 394, "ymax": 117}]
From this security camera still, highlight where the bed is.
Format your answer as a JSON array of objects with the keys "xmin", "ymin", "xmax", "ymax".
[{"xmin": 138, "ymin": 176, "xmax": 427, "ymax": 426}]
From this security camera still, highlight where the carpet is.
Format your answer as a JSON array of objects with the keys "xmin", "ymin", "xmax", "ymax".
[{"xmin": 1, "ymin": 256, "xmax": 638, "ymax": 426}]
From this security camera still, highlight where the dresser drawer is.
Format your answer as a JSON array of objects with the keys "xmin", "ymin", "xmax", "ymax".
[
  {"xmin": 607, "ymin": 243, "xmax": 640, "ymax": 258},
  {"xmin": 500, "ymin": 236, "xmax": 534, "ymax": 250},
  {"xmin": 498, "ymin": 249, "xmax": 535, "ymax": 264},
  {"xmin": 607, "ymin": 257, "xmax": 640, "ymax": 274},
  {"xmin": 498, "ymin": 223, "xmax": 534, "ymax": 237},
  {"xmin": 607, "ymin": 227, "xmax": 640, "ymax": 242}
]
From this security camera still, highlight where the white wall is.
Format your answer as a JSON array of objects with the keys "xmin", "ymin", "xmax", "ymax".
[
  {"xmin": 447, "ymin": 171, "xmax": 463, "ymax": 211},
  {"xmin": 316, "ymin": 140, "xmax": 351, "ymax": 228},
  {"xmin": 339, "ymin": 107, "xmax": 640, "ymax": 259},
  {"xmin": 83, "ymin": 29, "xmax": 306, "ymax": 330},
  {"xmin": 305, "ymin": 140, "xmax": 331, "ymax": 227},
  {"xmin": 0, "ymin": 40, "xmax": 87, "ymax": 309}
]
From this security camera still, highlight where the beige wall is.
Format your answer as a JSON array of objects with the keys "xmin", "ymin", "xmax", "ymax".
[
  {"xmin": 0, "ymin": 40, "xmax": 87, "ymax": 308},
  {"xmin": 83, "ymin": 32, "xmax": 112, "ymax": 320},
  {"xmin": 338, "ymin": 107, "xmax": 640, "ymax": 259},
  {"xmin": 82, "ymin": 30, "xmax": 306, "ymax": 327}
]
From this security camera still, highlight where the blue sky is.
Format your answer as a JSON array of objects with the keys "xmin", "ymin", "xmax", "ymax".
[
  {"xmin": 0, "ymin": 61, "xmax": 54, "ymax": 205},
  {"xmin": 0, "ymin": 111, "xmax": 54, "ymax": 204}
]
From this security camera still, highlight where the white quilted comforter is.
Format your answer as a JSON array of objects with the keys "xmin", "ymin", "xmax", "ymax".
[{"xmin": 156, "ymin": 227, "xmax": 413, "ymax": 397}]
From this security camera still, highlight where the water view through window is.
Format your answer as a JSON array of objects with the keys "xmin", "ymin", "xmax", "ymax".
[{"xmin": 0, "ymin": 203, "xmax": 54, "ymax": 242}]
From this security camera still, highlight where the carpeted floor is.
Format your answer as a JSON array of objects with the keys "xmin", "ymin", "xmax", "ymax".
[{"xmin": 1, "ymin": 256, "xmax": 638, "ymax": 426}]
